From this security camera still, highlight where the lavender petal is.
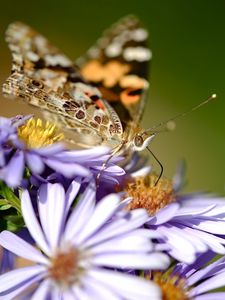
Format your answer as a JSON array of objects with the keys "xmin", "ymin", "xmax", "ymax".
[
  {"xmin": 147, "ymin": 203, "xmax": 179, "ymax": 225},
  {"xmin": 0, "ymin": 231, "xmax": 48, "ymax": 265},
  {"xmin": 194, "ymin": 293, "xmax": 225, "ymax": 300},
  {"xmin": 44, "ymin": 158, "xmax": 90, "ymax": 177},
  {"xmin": 65, "ymin": 179, "xmax": 81, "ymax": 214},
  {"xmin": 38, "ymin": 183, "xmax": 66, "ymax": 251},
  {"xmin": 76, "ymin": 194, "xmax": 121, "ymax": 244},
  {"xmin": 30, "ymin": 279, "xmax": 51, "ymax": 300},
  {"xmin": 92, "ymin": 252, "xmax": 169, "ymax": 270},
  {"xmin": 0, "ymin": 265, "xmax": 46, "ymax": 293},
  {"xmin": 64, "ymin": 182, "xmax": 96, "ymax": 241},
  {"xmin": 26, "ymin": 152, "xmax": 45, "ymax": 174},
  {"xmin": 191, "ymin": 270, "xmax": 225, "ymax": 295},
  {"xmin": 21, "ymin": 190, "xmax": 51, "ymax": 256},
  {"xmin": 4, "ymin": 150, "xmax": 24, "ymax": 187},
  {"xmin": 88, "ymin": 268, "xmax": 161, "ymax": 300}
]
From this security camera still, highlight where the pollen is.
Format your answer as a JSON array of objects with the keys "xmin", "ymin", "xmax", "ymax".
[
  {"xmin": 17, "ymin": 118, "xmax": 64, "ymax": 148},
  {"xmin": 125, "ymin": 174, "xmax": 175, "ymax": 215},
  {"xmin": 152, "ymin": 272, "xmax": 189, "ymax": 300},
  {"xmin": 48, "ymin": 247, "xmax": 80, "ymax": 286}
]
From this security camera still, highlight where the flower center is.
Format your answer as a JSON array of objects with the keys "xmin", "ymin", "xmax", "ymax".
[
  {"xmin": 17, "ymin": 118, "xmax": 64, "ymax": 148},
  {"xmin": 152, "ymin": 272, "xmax": 189, "ymax": 300},
  {"xmin": 125, "ymin": 174, "xmax": 175, "ymax": 215},
  {"xmin": 48, "ymin": 247, "xmax": 80, "ymax": 286}
]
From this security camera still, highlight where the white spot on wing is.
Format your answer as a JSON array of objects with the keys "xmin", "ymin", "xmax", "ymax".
[
  {"xmin": 34, "ymin": 36, "xmax": 47, "ymax": 49},
  {"xmin": 45, "ymin": 54, "xmax": 71, "ymax": 66},
  {"xmin": 123, "ymin": 47, "xmax": 152, "ymax": 62},
  {"xmin": 13, "ymin": 53, "xmax": 23, "ymax": 65},
  {"xmin": 11, "ymin": 26, "xmax": 28, "ymax": 40},
  {"xmin": 75, "ymin": 82, "xmax": 101, "ymax": 98},
  {"xmin": 105, "ymin": 43, "xmax": 122, "ymax": 57},
  {"xmin": 9, "ymin": 44, "xmax": 19, "ymax": 52},
  {"xmin": 26, "ymin": 51, "xmax": 39, "ymax": 62},
  {"xmin": 132, "ymin": 28, "xmax": 148, "ymax": 42}
]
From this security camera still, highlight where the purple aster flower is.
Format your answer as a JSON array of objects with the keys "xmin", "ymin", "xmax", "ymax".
[
  {"xmin": 0, "ymin": 181, "xmax": 169, "ymax": 299},
  {"xmin": 150, "ymin": 251, "xmax": 225, "ymax": 299},
  {"xmin": 123, "ymin": 171, "xmax": 225, "ymax": 264},
  {"xmin": 0, "ymin": 116, "xmax": 125, "ymax": 188}
]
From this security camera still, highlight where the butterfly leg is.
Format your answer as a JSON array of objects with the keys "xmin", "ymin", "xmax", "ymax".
[{"xmin": 96, "ymin": 142, "xmax": 125, "ymax": 186}]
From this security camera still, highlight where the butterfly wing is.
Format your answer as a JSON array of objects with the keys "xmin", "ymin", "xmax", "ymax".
[
  {"xmin": 76, "ymin": 15, "xmax": 151, "ymax": 126},
  {"xmin": 3, "ymin": 22, "xmax": 123, "ymax": 148}
]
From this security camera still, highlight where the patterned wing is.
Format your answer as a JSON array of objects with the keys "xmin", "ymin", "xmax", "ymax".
[
  {"xmin": 3, "ymin": 22, "xmax": 123, "ymax": 148},
  {"xmin": 76, "ymin": 15, "xmax": 151, "ymax": 125}
]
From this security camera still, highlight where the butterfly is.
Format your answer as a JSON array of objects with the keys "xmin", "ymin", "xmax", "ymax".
[{"xmin": 3, "ymin": 16, "xmax": 154, "ymax": 156}]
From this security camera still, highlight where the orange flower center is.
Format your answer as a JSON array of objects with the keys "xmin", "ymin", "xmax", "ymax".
[
  {"xmin": 48, "ymin": 247, "xmax": 82, "ymax": 287},
  {"xmin": 152, "ymin": 272, "xmax": 189, "ymax": 300},
  {"xmin": 125, "ymin": 174, "xmax": 175, "ymax": 215}
]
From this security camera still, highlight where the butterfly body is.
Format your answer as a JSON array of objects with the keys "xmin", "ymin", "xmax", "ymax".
[{"xmin": 3, "ymin": 16, "xmax": 153, "ymax": 154}]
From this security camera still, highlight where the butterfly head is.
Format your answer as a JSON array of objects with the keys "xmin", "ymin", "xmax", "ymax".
[{"xmin": 132, "ymin": 130, "xmax": 155, "ymax": 152}]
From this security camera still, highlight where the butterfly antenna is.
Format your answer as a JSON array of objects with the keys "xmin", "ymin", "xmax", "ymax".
[
  {"xmin": 146, "ymin": 146, "xmax": 163, "ymax": 186},
  {"xmin": 145, "ymin": 93, "xmax": 217, "ymax": 132}
]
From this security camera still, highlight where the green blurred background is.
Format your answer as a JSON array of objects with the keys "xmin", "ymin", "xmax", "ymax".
[{"xmin": 0, "ymin": 0, "xmax": 224, "ymax": 193}]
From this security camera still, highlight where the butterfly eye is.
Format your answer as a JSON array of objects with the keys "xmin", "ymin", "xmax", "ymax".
[
  {"xmin": 134, "ymin": 135, "xmax": 144, "ymax": 147},
  {"xmin": 133, "ymin": 133, "xmax": 155, "ymax": 151}
]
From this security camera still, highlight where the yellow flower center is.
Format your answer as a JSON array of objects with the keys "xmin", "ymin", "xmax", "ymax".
[
  {"xmin": 17, "ymin": 118, "xmax": 64, "ymax": 148},
  {"xmin": 48, "ymin": 247, "xmax": 82, "ymax": 286},
  {"xmin": 125, "ymin": 174, "xmax": 175, "ymax": 215},
  {"xmin": 152, "ymin": 272, "xmax": 189, "ymax": 300}
]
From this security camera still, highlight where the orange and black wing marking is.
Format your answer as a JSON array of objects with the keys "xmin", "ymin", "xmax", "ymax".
[{"xmin": 76, "ymin": 15, "xmax": 151, "ymax": 126}]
